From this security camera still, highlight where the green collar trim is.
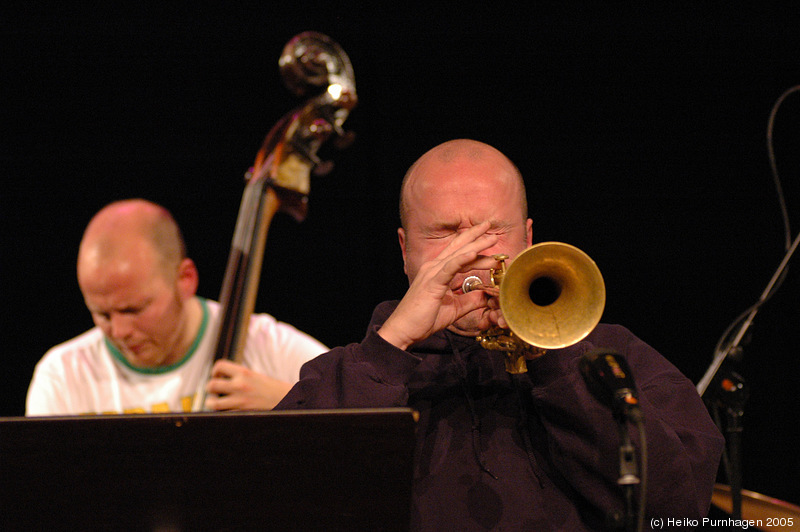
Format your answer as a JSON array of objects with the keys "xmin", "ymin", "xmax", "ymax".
[{"xmin": 105, "ymin": 297, "xmax": 209, "ymax": 375}]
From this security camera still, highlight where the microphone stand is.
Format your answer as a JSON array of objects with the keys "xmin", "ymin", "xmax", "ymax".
[
  {"xmin": 616, "ymin": 413, "xmax": 640, "ymax": 532},
  {"xmin": 714, "ymin": 370, "xmax": 748, "ymax": 520},
  {"xmin": 611, "ymin": 405, "xmax": 646, "ymax": 532},
  {"xmin": 696, "ymin": 229, "xmax": 800, "ymax": 519}
]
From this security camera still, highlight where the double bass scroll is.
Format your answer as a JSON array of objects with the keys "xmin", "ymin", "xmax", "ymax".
[{"xmin": 192, "ymin": 32, "xmax": 357, "ymax": 411}]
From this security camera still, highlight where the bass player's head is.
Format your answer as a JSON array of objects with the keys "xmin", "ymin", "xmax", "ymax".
[{"xmin": 77, "ymin": 199, "xmax": 202, "ymax": 368}]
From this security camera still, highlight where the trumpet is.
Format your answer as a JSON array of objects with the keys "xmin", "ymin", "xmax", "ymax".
[{"xmin": 462, "ymin": 242, "xmax": 606, "ymax": 374}]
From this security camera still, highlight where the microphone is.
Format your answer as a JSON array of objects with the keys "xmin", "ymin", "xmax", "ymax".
[
  {"xmin": 579, "ymin": 348, "xmax": 642, "ymax": 422},
  {"xmin": 581, "ymin": 349, "xmax": 647, "ymax": 532}
]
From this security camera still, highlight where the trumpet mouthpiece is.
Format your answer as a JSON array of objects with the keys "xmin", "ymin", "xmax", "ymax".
[{"xmin": 462, "ymin": 276, "xmax": 484, "ymax": 293}]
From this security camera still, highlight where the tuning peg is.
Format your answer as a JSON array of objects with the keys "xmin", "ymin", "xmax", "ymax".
[
  {"xmin": 313, "ymin": 160, "xmax": 335, "ymax": 176},
  {"xmin": 333, "ymin": 128, "xmax": 356, "ymax": 150}
]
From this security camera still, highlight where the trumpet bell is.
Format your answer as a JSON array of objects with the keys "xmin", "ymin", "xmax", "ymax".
[{"xmin": 500, "ymin": 242, "xmax": 605, "ymax": 349}]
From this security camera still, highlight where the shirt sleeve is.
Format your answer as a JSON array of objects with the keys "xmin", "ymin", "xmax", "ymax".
[
  {"xmin": 277, "ymin": 324, "xmax": 421, "ymax": 409},
  {"xmin": 243, "ymin": 313, "xmax": 330, "ymax": 383},
  {"xmin": 25, "ymin": 353, "xmax": 71, "ymax": 416},
  {"xmin": 525, "ymin": 324, "xmax": 725, "ymax": 523}
]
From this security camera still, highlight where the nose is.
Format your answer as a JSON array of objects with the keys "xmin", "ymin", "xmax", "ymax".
[{"xmin": 108, "ymin": 312, "xmax": 134, "ymax": 340}]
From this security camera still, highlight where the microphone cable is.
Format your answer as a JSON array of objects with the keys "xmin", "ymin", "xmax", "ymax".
[{"xmin": 707, "ymin": 85, "xmax": 800, "ymax": 378}]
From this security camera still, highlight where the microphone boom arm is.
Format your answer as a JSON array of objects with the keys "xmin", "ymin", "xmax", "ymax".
[{"xmin": 696, "ymin": 229, "xmax": 800, "ymax": 397}]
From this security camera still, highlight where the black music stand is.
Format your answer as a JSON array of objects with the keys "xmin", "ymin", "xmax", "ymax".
[{"xmin": 0, "ymin": 408, "xmax": 416, "ymax": 531}]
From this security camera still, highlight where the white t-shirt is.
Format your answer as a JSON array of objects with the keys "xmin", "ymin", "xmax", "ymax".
[{"xmin": 26, "ymin": 298, "xmax": 327, "ymax": 415}]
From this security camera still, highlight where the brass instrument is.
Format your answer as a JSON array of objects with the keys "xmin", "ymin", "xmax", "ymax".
[{"xmin": 462, "ymin": 242, "xmax": 606, "ymax": 374}]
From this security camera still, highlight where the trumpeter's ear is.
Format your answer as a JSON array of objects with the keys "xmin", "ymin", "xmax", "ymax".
[
  {"xmin": 526, "ymin": 218, "xmax": 533, "ymax": 247},
  {"xmin": 398, "ymin": 227, "xmax": 409, "ymax": 276}
]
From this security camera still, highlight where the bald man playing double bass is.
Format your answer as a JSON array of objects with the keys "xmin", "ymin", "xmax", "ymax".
[{"xmin": 26, "ymin": 199, "xmax": 326, "ymax": 415}]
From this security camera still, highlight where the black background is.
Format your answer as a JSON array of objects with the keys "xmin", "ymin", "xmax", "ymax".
[{"xmin": 3, "ymin": 3, "xmax": 799, "ymax": 508}]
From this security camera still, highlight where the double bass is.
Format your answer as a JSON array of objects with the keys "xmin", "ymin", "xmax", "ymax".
[{"xmin": 193, "ymin": 32, "xmax": 357, "ymax": 411}]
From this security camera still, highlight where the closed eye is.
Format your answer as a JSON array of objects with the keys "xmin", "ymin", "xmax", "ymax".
[{"xmin": 89, "ymin": 302, "xmax": 149, "ymax": 321}]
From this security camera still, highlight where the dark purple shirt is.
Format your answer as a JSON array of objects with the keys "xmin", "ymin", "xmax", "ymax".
[{"xmin": 277, "ymin": 301, "xmax": 724, "ymax": 531}]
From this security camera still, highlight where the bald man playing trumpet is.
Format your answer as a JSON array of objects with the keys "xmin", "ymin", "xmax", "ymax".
[{"xmin": 276, "ymin": 139, "xmax": 725, "ymax": 531}]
